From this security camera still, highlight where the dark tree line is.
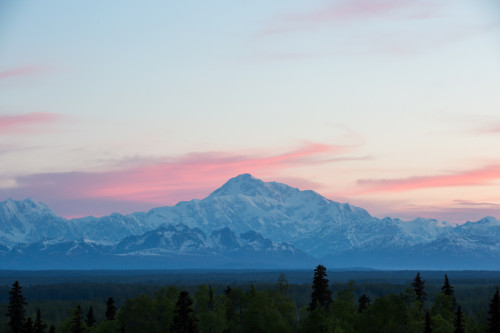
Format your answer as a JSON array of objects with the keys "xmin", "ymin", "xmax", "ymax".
[{"xmin": 5, "ymin": 268, "xmax": 500, "ymax": 332}]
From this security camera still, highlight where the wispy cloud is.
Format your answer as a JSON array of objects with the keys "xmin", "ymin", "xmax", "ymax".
[
  {"xmin": 0, "ymin": 112, "xmax": 62, "ymax": 135},
  {"xmin": 480, "ymin": 123, "xmax": 500, "ymax": 134},
  {"xmin": 356, "ymin": 165, "xmax": 500, "ymax": 193},
  {"xmin": 0, "ymin": 142, "xmax": 363, "ymax": 217},
  {"xmin": 0, "ymin": 66, "xmax": 48, "ymax": 80},
  {"xmin": 260, "ymin": 0, "xmax": 441, "ymax": 36},
  {"xmin": 453, "ymin": 199, "xmax": 500, "ymax": 208},
  {"xmin": 0, "ymin": 144, "xmax": 18, "ymax": 154}
]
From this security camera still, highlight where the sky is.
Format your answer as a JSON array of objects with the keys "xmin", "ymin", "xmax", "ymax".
[{"xmin": 1, "ymin": 0, "xmax": 500, "ymax": 222}]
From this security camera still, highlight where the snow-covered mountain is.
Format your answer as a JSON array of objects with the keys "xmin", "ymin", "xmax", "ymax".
[
  {"xmin": 1, "ymin": 174, "xmax": 500, "ymax": 269},
  {"xmin": 4, "ymin": 223, "xmax": 313, "ymax": 269},
  {"xmin": 0, "ymin": 198, "xmax": 74, "ymax": 246},
  {"xmin": 136, "ymin": 174, "xmax": 456, "ymax": 257}
]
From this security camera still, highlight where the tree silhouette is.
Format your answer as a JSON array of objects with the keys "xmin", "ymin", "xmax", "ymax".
[
  {"xmin": 106, "ymin": 297, "xmax": 117, "ymax": 320},
  {"xmin": 358, "ymin": 294, "xmax": 370, "ymax": 313},
  {"xmin": 424, "ymin": 311, "xmax": 433, "ymax": 333},
  {"xmin": 454, "ymin": 305, "xmax": 465, "ymax": 333},
  {"xmin": 22, "ymin": 317, "xmax": 34, "ymax": 333},
  {"xmin": 7, "ymin": 280, "xmax": 28, "ymax": 333},
  {"xmin": 48, "ymin": 325, "xmax": 56, "ymax": 333},
  {"xmin": 309, "ymin": 264, "xmax": 332, "ymax": 311},
  {"xmin": 441, "ymin": 274, "xmax": 454, "ymax": 296},
  {"xmin": 488, "ymin": 288, "xmax": 500, "ymax": 333},
  {"xmin": 171, "ymin": 291, "xmax": 197, "ymax": 333},
  {"xmin": 278, "ymin": 273, "xmax": 289, "ymax": 294},
  {"xmin": 34, "ymin": 308, "xmax": 47, "ymax": 333},
  {"xmin": 69, "ymin": 305, "xmax": 83, "ymax": 333},
  {"xmin": 86, "ymin": 305, "xmax": 96, "ymax": 327},
  {"xmin": 412, "ymin": 272, "xmax": 427, "ymax": 310}
]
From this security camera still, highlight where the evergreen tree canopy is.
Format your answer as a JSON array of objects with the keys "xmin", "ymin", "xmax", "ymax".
[
  {"xmin": 224, "ymin": 285, "xmax": 231, "ymax": 296},
  {"xmin": 194, "ymin": 284, "xmax": 225, "ymax": 333},
  {"xmin": 23, "ymin": 317, "xmax": 34, "ymax": 333},
  {"xmin": 7, "ymin": 280, "xmax": 28, "ymax": 333},
  {"xmin": 424, "ymin": 311, "xmax": 433, "ymax": 333},
  {"xmin": 105, "ymin": 297, "xmax": 117, "ymax": 320},
  {"xmin": 441, "ymin": 274, "xmax": 454, "ymax": 296},
  {"xmin": 208, "ymin": 285, "xmax": 214, "ymax": 311},
  {"xmin": 223, "ymin": 286, "xmax": 244, "ymax": 332},
  {"xmin": 34, "ymin": 308, "xmax": 47, "ymax": 333},
  {"xmin": 86, "ymin": 305, "xmax": 96, "ymax": 327},
  {"xmin": 488, "ymin": 288, "xmax": 500, "ymax": 333},
  {"xmin": 171, "ymin": 290, "xmax": 197, "ymax": 333},
  {"xmin": 48, "ymin": 325, "xmax": 56, "ymax": 333},
  {"xmin": 412, "ymin": 272, "xmax": 427, "ymax": 304},
  {"xmin": 69, "ymin": 305, "xmax": 83, "ymax": 333},
  {"xmin": 454, "ymin": 305, "xmax": 465, "ymax": 333},
  {"xmin": 358, "ymin": 294, "xmax": 370, "ymax": 313},
  {"xmin": 309, "ymin": 264, "xmax": 332, "ymax": 311}
]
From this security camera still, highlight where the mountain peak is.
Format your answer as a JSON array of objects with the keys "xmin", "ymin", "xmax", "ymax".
[
  {"xmin": 209, "ymin": 174, "xmax": 268, "ymax": 197},
  {"xmin": 1, "ymin": 198, "xmax": 53, "ymax": 214}
]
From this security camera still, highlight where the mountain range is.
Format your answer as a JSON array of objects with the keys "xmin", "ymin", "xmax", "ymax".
[{"xmin": 1, "ymin": 173, "xmax": 499, "ymax": 269}]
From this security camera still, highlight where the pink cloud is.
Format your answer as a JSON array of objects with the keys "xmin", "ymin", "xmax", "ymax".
[
  {"xmin": 1, "ymin": 142, "xmax": 360, "ymax": 217},
  {"xmin": 483, "ymin": 123, "xmax": 500, "ymax": 134},
  {"xmin": 0, "ymin": 112, "xmax": 62, "ymax": 135},
  {"xmin": 260, "ymin": 0, "xmax": 440, "ymax": 35},
  {"xmin": 453, "ymin": 199, "xmax": 500, "ymax": 208},
  {"xmin": 85, "ymin": 142, "xmax": 348, "ymax": 201},
  {"xmin": 356, "ymin": 165, "xmax": 500, "ymax": 194},
  {"xmin": 0, "ymin": 66, "xmax": 47, "ymax": 80}
]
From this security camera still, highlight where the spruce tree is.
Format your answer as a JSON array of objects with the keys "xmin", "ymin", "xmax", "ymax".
[
  {"xmin": 48, "ymin": 325, "xmax": 56, "ymax": 333},
  {"xmin": 69, "ymin": 305, "xmax": 83, "ymax": 333},
  {"xmin": 412, "ymin": 272, "xmax": 427, "ymax": 310},
  {"xmin": 278, "ymin": 273, "xmax": 290, "ymax": 294},
  {"xmin": 86, "ymin": 305, "xmax": 96, "ymax": 328},
  {"xmin": 171, "ymin": 290, "xmax": 197, "ymax": 333},
  {"xmin": 441, "ymin": 274, "xmax": 454, "ymax": 296},
  {"xmin": 22, "ymin": 317, "xmax": 34, "ymax": 333},
  {"xmin": 105, "ymin": 297, "xmax": 117, "ymax": 320},
  {"xmin": 454, "ymin": 305, "xmax": 465, "ymax": 333},
  {"xmin": 7, "ymin": 280, "xmax": 28, "ymax": 333},
  {"xmin": 358, "ymin": 294, "xmax": 370, "ymax": 313},
  {"xmin": 309, "ymin": 264, "xmax": 332, "ymax": 311},
  {"xmin": 34, "ymin": 309, "xmax": 47, "ymax": 333},
  {"xmin": 488, "ymin": 288, "xmax": 500, "ymax": 333},
  {"xmin": 424, "ymin": 311, "xmax": 433, "ymax": 333},
  {"xmin": 208, "ymin": 285, "xmax": 214, "ymax": 311}
]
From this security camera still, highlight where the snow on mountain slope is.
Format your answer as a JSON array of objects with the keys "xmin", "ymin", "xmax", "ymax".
[
  {"xmin": 1, "ymin": 222, "xmax": 314, "ymax": 269},
  {"xmin": 0, "ymin": 198, "xmax": 74, "ymax": 246},
  {"xmin": 113, "ymin": 224, "xmax": 208, "ymax": 255},
  {"xmin": 0, "ymin": 198, "xmax": 154, "ymax": 246},
  {"xmin": 143, "ymin": 174, "xmax": 374, "ymax": 245},
  {"xmin": 70, "ymin": 212, "xmax": 155, "ymax": 245},
  {"xmin": 1, "ymin": 174, "xmax": 499, "ymax": 269},
  {"xmin": 111, "ymin": 223, "xmax": 308, "ymax": 258},
  {"xmin": 140, "ymin": 174, "xmax": 456, "ymax": 257}
]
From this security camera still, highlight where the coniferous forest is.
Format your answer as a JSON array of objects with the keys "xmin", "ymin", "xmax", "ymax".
[{"xmin": 2, "ymin": 266, "xmax": 500, "ymax": 333}]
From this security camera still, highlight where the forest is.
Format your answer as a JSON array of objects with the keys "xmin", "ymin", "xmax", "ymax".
[{"xmin": 2, "ymin": 266, "xmax": 500, "ymax": 333}]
